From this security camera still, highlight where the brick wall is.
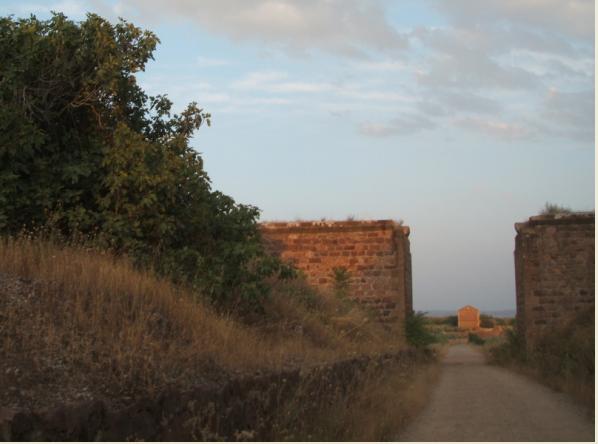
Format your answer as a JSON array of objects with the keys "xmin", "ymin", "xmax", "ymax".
[
  {"xmin": 260, "ymin": 220, "xmax": 412, "ymax": 329},
  {"xmin": 514, "ymin": 213, "xmax": 595, "ymax": 349}
]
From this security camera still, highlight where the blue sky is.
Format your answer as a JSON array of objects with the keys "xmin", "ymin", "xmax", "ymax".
[{"xmin": 2, "ymin": 0, "xmax": 594, "ymax": 312}]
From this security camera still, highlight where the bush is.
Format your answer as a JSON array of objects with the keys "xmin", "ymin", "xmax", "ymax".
[
  {"xmin": 479, "ymin": 314, "xmax": 495, "ymax": 328},
  {"xmin": 445, "ymin": 315, "xmax": 458, "ymax": 327},
  {"xmin": 406, "ymin": 312, "xmax": 438, "ymax": 348},
  {"xmin": 468, "ymin": 333, "xmax": 485, "ymax": 345}
]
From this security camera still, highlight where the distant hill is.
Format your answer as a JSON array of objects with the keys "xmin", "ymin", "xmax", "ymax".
[{"xmin": 420, "ymin": 309, "xmax": 516, "ymax": 318}]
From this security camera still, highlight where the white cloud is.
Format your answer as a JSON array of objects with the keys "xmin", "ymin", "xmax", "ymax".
[
  {"xmin": 432, "ymin": 92, "xmax": 502, "ymax": 115},
  {"xmin": 360, "ymin": 114, "xmax": 436, "ymax": 137},
  {"xmin": 416, "ymin": 51, "xmax": 538, "ymax": 90},
  {"xmin": 231, "ymin": 71, "xmax": 331, "ymax": 93},
  {"xmin": 352, "ymin": 59, "xmax": 413, "ymax": 72},
  {"xmin": 537, "ymin": 88, "xmax": 595, "ymax": 141},
  {"xmin": 455, "ymin": 117, "xmax": 532, "ymax": 140},
  {"xmin": 111, "ymin": 0, "xmax": 408, "ymax": 58},
  {"xmin": 338, "ymin": 89, "xmax": 415, "ymax": 103},
  {"xmin": 96, "ymin": 0, "xmax": 593, "ymax": 144},
  {"xmin": 429, "ymin": 0, "xmax": 594, "ymax": 40}
]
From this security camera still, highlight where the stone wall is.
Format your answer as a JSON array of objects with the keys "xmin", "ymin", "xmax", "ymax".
[
  {"xmin": 260, "ymin": 220, "xmax": 412, "ymax": 328},
  {"xmin": 514, "ymin": 213, "xmax": 595, "ymax": 349}
]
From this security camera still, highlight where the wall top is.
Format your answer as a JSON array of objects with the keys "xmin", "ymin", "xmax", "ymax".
[
  {"xmin": 515, "ymin": 212, "xmax": 595, "ymax": 233},
  {"xmin": 260, "ymin": 219, "xmax": 410, "ymax": 236}
]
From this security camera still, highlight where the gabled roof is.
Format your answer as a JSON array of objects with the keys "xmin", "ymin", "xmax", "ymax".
[{"xmin": 457, "ymin": 305, "xmax": 479, "ymax": 312}]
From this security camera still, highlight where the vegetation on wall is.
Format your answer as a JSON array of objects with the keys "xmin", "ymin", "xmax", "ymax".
[
  {"xmin": 540, "ymin": 202, "xmax": 572, "ymax": 215},
  {"xmin": 0, "ymin": 13, "xmax": 291, "ymax": 311}
]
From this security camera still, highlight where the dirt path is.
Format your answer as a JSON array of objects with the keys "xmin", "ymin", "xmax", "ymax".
[{"xmin": 398, "ymin": 344, "xmax": 594, "ymax": 442}]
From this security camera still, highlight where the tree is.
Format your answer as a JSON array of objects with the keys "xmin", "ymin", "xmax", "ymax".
[{"xmin": 0, "ymin": 13, "xmax": 291, "ymax": 311}]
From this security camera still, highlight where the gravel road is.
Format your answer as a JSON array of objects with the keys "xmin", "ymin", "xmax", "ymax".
[{"xmin": 398, "ymin": 344, "xmax": 594, "ymax": 442}]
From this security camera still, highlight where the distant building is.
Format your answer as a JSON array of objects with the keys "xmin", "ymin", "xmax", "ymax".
[{"xmin": 457, "ymin": 305, "xmax": 480, "ymax": 330}]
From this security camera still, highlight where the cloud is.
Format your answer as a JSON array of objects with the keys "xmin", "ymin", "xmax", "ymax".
[
  {"xmin": 537, "ymin": 88, "xmax": 595, "ymax": 141},
  {"xmin": 455, "ymin": 117, "xmax": 532, "ymax": 140},
  {"xmin": 360, "ymin": 114, "xmax": 436, "ymax": 137},
  {"xmin": 351, "ymin": 59, "xmax": 414, "ymax": 72},
  {"xmin": 429, "ymin": 0, "xmax": 594, "ymax": 40},
  {"xmin": 338, "ymin": 90, "xmax": 415, "ymax": 103},
  {"xmin": 112, "ymin": 0, "xmax": 408, "ymax": 58},
  {"xmin": 410, "ymin": 1, "xmax": 594, "ymax": 97},
  {"xmin": 416, "ymin": 50, "xmax": 538, "ymax": 90},
  {"xmin": 97, "ymin": 0, "xmax": 593, "ymax": 145},
  {"xmin": 231, "ymin": 71, "xmax": 331, "ymax": 93},
  {"xmin": 429, "ymin": 92, "xmax": 502, "ymax": 115}
]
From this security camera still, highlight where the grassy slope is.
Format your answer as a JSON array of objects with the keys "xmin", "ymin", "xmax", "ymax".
[
  {"xmin": 0, "ymin": 237, "xmax": 405, "ymax": 412},
  {"xmin": 487, "ymin": 312, "xmax": 594, "ymax": 413}
]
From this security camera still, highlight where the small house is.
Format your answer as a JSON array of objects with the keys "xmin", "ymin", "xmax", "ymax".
[{"xmin": 457, "ymin": 305, "xmax": 480, "ymax": 330}]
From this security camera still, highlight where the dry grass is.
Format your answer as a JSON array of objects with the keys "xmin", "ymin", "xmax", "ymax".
[
  {"xmin": 0, "ymin": 236, "xmax": 403, "ymax": 411},
  {"xmin": 488, "ymin": 312, "xmax": 594, "ymax": 414},
  {"xmin": 270, "ymin": 351, "xmax": 440, "ymax": 441}
]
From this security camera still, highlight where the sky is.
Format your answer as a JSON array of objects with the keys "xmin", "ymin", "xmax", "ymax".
[{"xmin": 2, "ymin": 0, "xmax": 594, "ymax": 312}]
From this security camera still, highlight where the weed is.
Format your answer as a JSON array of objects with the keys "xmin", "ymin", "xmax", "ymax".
[
  {"xmin": 468, "ymin": 333, "xmax": 485, "ymax": 345},
  {"xmin": 330, "ymin": 266, "xmax": 351, "ymax": 299},
  {"xmin": 540, "ymin": 202, "xmax": 572, "ymax": 215},
  {"xmin": 405, "ymin": 312, "xmax": 438, "ymax": 348}
]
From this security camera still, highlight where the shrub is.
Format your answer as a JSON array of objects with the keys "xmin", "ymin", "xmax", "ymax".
[
  {"xmin": 494, "ymin": 317, "xmax": 507, "ymax": 326},
  {"xmin": 445, "ymin": 315, "xmax": 458, "ymax": 327},
  {"xmin": 331, "ymin": 266, "xmax": 351, "ymax": 298},
  {"xmin": 468, "ymin": 333, "xmax": 485, "ymax": 345},
  {"xmin": 406, "ymin": 312, "xmax": 438, "ymax": 348},
  {"xmin": 479, "ymin": 314, "xmax": 495, "ymax": 328}
]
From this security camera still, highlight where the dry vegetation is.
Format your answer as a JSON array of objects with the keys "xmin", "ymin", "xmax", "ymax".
[
  {"xmin": 0, "ymin": 236, "xmax": 408, "ymax": 414},
  {"xmin": 271, "ymin": 353, "xmax": 440, "ymax": 441},
  {"xmin": 488, "ymin": 311, "xmax": 594, "ymax": 414}
]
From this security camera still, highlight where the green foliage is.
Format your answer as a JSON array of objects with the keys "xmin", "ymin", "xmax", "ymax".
[
  {"xmin": 479, "ymin": 314, "xmax": 495, "ymax": 328},
  {"xmin": 540, "ymin": 202, "xmax": 572, "ymax": 215},
  {"xmin": 444, "ymin": 315, "xmax": 458, "ymax": 327},
  {"xmin": 426, "ymin": 315, "xmax": 458, "ymax": 327},
  {"xmin": 493, "ymin": 317, "xmax": 507, "ymax": 326},
  {"xmin": 468, "ymin": 333, "xmax": 485, "ymax": 345},
  {"xmin": 279, "ymin": 278, "xmax": 322, "ymax": 312},
  {"xmin": 405, "ymin": 312, "xmax": 438, "ymax": 349},
  {"xmin": 0, "ymin": 13, "xmax": 292, "ymax": 312},
  {"xmin": 331, "ymin": 266, "xmax": 351, "ymax": 298}
]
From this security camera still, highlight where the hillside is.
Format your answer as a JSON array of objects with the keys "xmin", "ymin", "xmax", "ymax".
[{"xmin": 0, "ymin": 237, "xmax": 406, "ymax": 413}]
